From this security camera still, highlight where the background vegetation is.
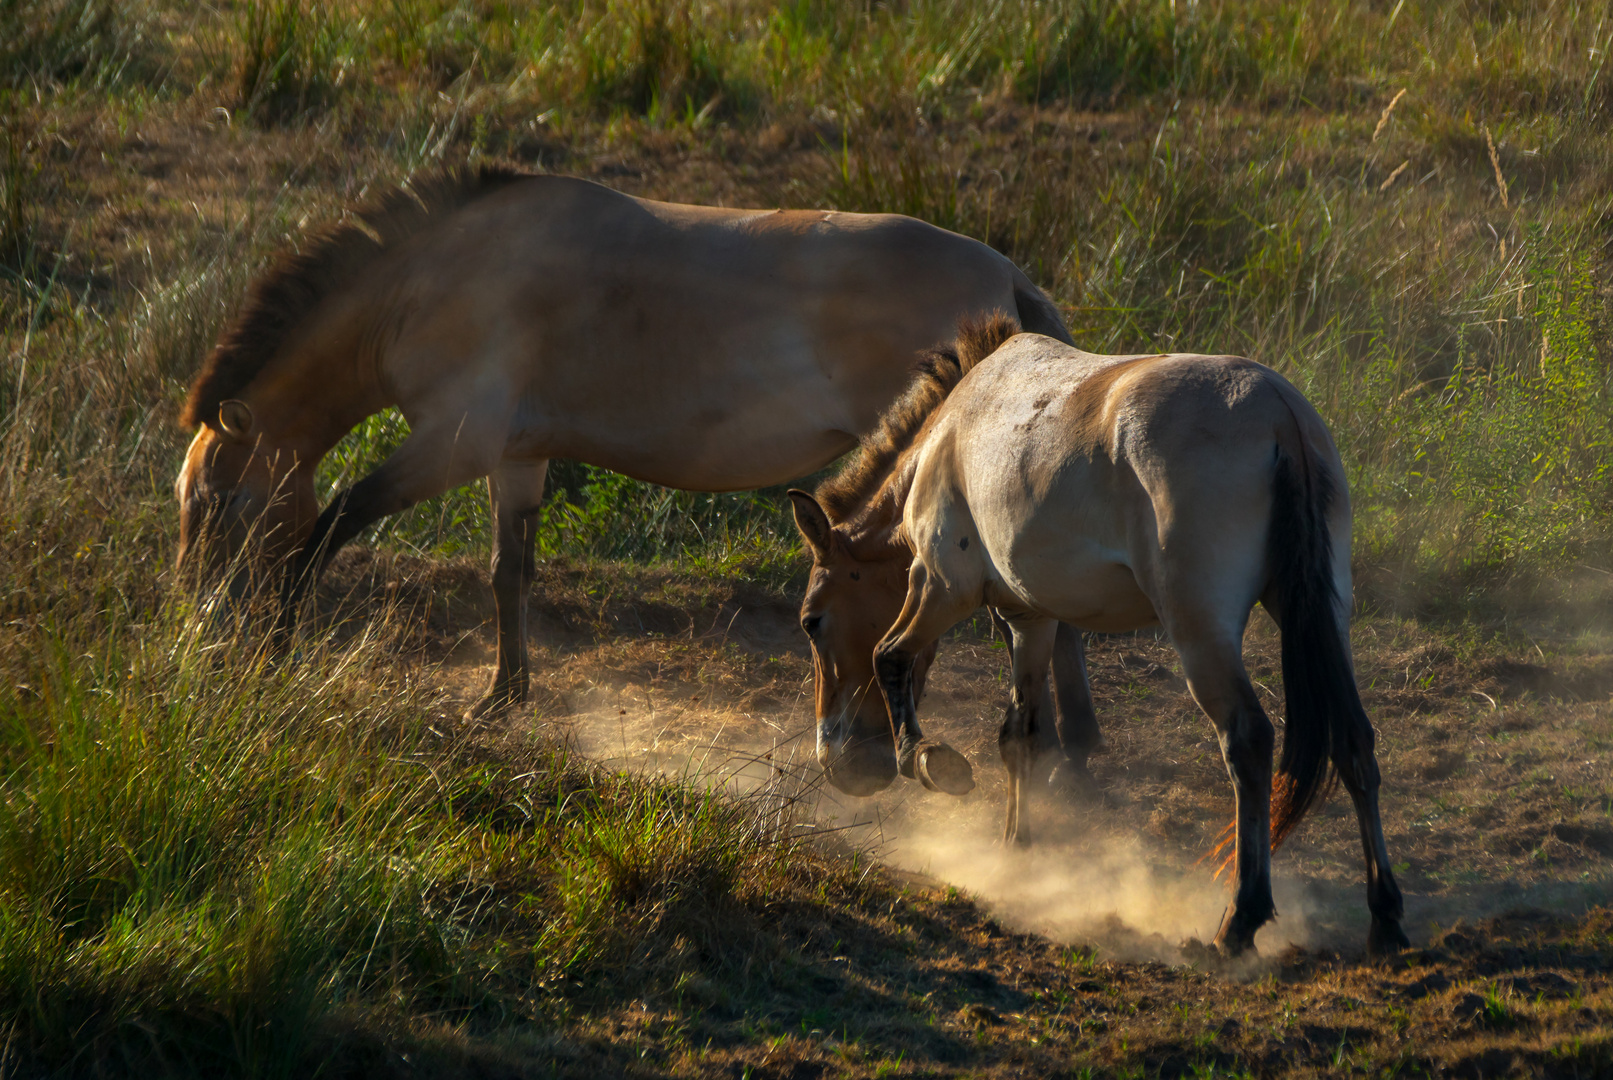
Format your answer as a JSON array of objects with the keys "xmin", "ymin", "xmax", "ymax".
[{"xmin": 2, "ymin": 0, "xmax": 1612, "ymax": 1073}]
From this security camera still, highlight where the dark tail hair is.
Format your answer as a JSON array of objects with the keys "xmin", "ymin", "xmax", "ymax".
[
  {"xmin": 1264, "ymin": 443, "xmax": 1370, "ymax": 850},
  {"xmin": 1012, "ymin": 281, "xmax": 1075, "ymax": 346}
]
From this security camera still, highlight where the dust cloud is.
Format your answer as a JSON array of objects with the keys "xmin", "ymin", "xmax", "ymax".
[
  {"xmin": 873, "ymin": 808, "xmax": 1321, "ymax": 963},
  {"xmin": 544, "ymin": 689, "xmax": 1321, "ymax": 967}
]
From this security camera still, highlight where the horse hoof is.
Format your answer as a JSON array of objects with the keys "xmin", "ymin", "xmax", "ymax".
[
  {"xmin": 466, "ymin": 691, "xmax": 519, "ymax": 723},
  {"xmin": 916, "ymin": 743, "xmax": 974, "ymax": 795},
  {"xmin": 1210, "ymin": 928, "xmax": 1259, "ymax": 960},
  {"xmin": 1367, "ymin": 919, "xmax": 1410, "ymax": 957},
  {"xmin": 1212, "ymin": 939, "xmax": 1258, "ymax": 962}
]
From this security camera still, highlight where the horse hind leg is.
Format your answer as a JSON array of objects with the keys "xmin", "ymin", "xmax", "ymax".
[
  {"xmin": 470, "ymin": 459, "xmax": 549, "ymax": 721},
  {"xmin": 1331, "ymin": 708, "xmax": 1409, "ymax": 954},
  {"xmin": 1260, "ymin": 567, "xmax": 1408, "ymax": 956},
  {"xmin": 1172, "ymin": 629, "xmax": 1276, "ymax": 956}
]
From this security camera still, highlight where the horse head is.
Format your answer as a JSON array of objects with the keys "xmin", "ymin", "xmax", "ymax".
[
  {"xmin": 174, "ymin": 398, "xmax": 320, "ymax": 595},
  {"xmin": 789, "ymin": 489, "xmax": 925, "ymax": 796}
]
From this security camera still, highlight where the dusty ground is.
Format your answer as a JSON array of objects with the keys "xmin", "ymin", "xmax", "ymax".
[{"xmin": 316, "ymin": 547, "xmax": 1613, "ymax": 1077}]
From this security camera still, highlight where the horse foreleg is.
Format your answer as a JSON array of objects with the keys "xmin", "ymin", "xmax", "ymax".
[
  {"xmin": 1001, "ymin": 618, "xmax": 1056, "ymax": 845},
  {"xmin": 471, "ymin": 459, "xmax": 549, "ymax": 721},
  {"xmin": 278, "ymin": 469, "xmax": 411, "ymax": 628},
  {"xmin": 280, "ymin": 417, "xmax": 505, "ymax": 632},
  {"xmin": 874, "ymin": 562, "xmax": 977, "ymax": 794}
]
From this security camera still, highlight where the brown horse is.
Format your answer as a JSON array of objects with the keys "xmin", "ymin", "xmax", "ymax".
[
  {"xmin": 788, "ymin": 314, "xmax": 1407, "ymax": 957},
  {"xmin": 173, "ymin": 166, "xmax": 1102, "ymax": 766}
]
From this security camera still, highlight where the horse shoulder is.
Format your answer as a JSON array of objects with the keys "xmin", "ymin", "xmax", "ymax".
[{"xmin": 904, "ymin": 427, "xmax": 987, "ymax": 598}]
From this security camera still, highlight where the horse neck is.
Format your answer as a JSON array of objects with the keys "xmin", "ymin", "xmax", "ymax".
[
  {"xmin": 844, "ymin": 456, "xmax": 917, "ymax": 558},
  {"xmin": 249, "ymin": 299, "xmax": 393, "ymax": 466}
]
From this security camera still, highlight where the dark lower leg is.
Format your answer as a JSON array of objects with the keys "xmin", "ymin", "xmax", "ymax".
[
  {"xmin": 277, "ymin": 473, "xmax": 407, "ymax": 632},
  {"xmin": 998, "ymin": 678, "xmax": 1042, "ymax": 845},
  {"xmin": 1051, "ymin": 623, "xmax": 1103, "ymax": 761},
  {"xmin": 1338, "ymin": 751, "xmax": 1409, "ymax": 954},
  {"xmin": 478, "ymin": 509, "xmax": 537, "ymax": 714},
  {"xmin": 1045, "ymin": 623, "xmax": 1104, "ymax": 793},
  {"xmin": 874, "ymin": 646, "xmax": 925, "ymax": 777},
  {"xmin": 1212, "ymin": 689, "xmax": 1277, "ymax": 955}
]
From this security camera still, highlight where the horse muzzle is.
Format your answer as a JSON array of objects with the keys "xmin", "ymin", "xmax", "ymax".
[{"xmin": 818, "ymin": 720, "xmax": 898, "ymax": 796}]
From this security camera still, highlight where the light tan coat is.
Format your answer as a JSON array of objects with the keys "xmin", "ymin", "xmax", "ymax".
[{"xmin": 791, "ymin": 325, "xmax": 1406, "ymax": 957}]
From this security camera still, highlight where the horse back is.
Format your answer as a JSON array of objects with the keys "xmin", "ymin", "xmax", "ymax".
[
  {"xmin": 373, "ymin": 178, "xmax": 1033, "ymax": 486},
  {"xmin": 919, "ymin": 336, "xmax": 1341, "ymax": 628}
]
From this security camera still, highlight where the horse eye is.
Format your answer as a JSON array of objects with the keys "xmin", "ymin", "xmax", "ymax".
[{"xmin": 801, "ymin": 615, "xmax": 822, "ymax": 638}]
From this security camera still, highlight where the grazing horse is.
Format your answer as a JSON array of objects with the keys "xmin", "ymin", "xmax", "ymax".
[
  {"xmin": 787, "ymin": 314, "xmax": 1407, "ymax": 957},
  {"xmin": 173, "ymin": 166, "xmax": 1101, "ymax": 760}
]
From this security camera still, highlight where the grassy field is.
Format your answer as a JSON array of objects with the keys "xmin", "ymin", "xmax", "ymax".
[{"xmin": 3, "ymin": 0, "xmax": 1613, "ymax": 1075}]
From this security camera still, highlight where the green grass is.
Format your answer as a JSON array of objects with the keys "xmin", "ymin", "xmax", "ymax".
[{"xmin": 0, "ymin": 602, "xmax": 810, "ymax": 1074}]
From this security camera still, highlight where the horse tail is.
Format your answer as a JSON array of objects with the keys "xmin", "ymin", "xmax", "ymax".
[
  {"xmin": 1264, "ymin": 431, "xmax": 1363, "ymax": 852},
  {"xmin": 1010, "ymin": 268, "xmax": 1075, "ymax": 346}
]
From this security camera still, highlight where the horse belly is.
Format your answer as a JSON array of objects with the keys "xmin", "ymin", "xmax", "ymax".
[
  {"xmin": 988, "ymin": 539, "xmax": 1159, "ymax": 632},
  {"xmin": 968, "ymin": 445, "xmax": 1158, "ymax": 631},
  {"xmin": 505, "ymin": 378, "xmax": 858, "ymax": 492}
]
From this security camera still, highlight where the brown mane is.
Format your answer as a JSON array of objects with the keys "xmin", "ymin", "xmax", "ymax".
[
  {"xmin": 180, "ymin": 164, "xmax": 532, "ymax": 429},
  {"xmin": 815, "ymin": 311, "xmax": 1021, "ymax": 524}
]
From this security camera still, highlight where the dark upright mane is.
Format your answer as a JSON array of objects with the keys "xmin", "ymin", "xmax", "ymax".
[
  {"xmin": 180, "ymin": 165, "xmax": 531, "ymax": 429},
  {"xmin": 815, "ymin": 311, "xmax": 1021, "ymax": 524}
]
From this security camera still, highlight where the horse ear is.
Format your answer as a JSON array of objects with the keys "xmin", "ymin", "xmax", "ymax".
[
  {"xmin": 217, "ymin": 399, "xmax": 254, "ymax": 441},
  {"xmin": 788, "ymin": 489, "xmax": 834, "ymax": 561}
]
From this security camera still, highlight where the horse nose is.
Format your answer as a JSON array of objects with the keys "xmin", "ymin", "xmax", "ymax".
[{"xmin": 822, "ymin": 738, "xmax": 898, "ymax": 796}]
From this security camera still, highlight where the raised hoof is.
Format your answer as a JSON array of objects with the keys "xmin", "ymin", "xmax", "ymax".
[
  {"xmin": 915, "ymin": 743, "xmax": 975, "ymax": 795},
  {"xmin": 1367, "ymin": 919, "xmax": 1411, "ymax": 957}
]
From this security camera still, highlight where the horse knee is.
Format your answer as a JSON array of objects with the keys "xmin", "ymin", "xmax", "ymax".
[{"xmin": 873, "ymin": 642, "xmax": 913, "ymax": 694}]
